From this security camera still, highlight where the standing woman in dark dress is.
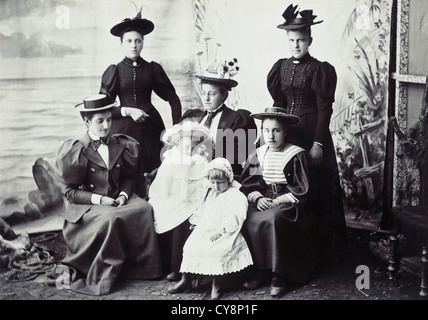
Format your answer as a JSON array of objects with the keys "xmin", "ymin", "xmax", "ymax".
[
  {"xmin": 266, "ymin": 5, "xmax": 347, "ymax": 261},
  {"xmin": 100, "ymin": 9, "xmax": 182, "ymax": 197}
]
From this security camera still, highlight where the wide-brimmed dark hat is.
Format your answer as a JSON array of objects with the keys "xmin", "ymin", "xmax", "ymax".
[
  {"xmin": 277, "ymin": 4, "xmax": 323, "ymax": 30},
  {"xmin": 110, "ymin": 9, "xmax": 154, "ymax": 37},
  {"xmin": 251, "ymin": 107, "xmax": 300, "ymax": 125},
  {"xmin": 75, "ymin": 94, "xmax": 117, "ymax": 112}
]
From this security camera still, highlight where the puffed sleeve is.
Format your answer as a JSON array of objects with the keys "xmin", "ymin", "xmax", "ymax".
[
  {"xmin": 267, "ymin": 59, "xmax": 287, "ymax": 108},
  {"xmin": 311, "ymin": 61, "xmax": 337, "ymax": 145},
  {"xmin": 229, "ymin": 108, "xmax": 258, "ymax": 176},
  {"xmin": 285, "ymin": 152, "xmax": 311, "ymax": 204},
  {"xmin": 151, "ymin": 61, "xmax": 182, "ymax": 124},
  {"xmin": 100, "ymin": 64, "xmax": 122, "ymax": 119},
  {"xmin": 239, "ymin": 149, "xmax": 265, "ymax": 198},
  {"xmin": 234, "ymin": 109, "xmax": 257, "ymax": 131},
  {"xmin": 113, "ymin": 133, "xmax": 140, "ymax": 175},
  {"xmin": 55, "ymin": 139, "xmax": 92, "ymax": 204}
]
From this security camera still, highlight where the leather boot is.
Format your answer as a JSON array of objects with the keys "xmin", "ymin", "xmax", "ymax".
[{"xmin": 167, "ymin": 273, "xmax": 192, "ymax": 294}]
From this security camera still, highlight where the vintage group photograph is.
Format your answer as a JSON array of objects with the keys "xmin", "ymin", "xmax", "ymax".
[{"xmin": 0, "ymin": 0, "xmax": 427, "ymax": 307}]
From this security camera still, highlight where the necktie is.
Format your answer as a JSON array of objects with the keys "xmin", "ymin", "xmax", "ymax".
[
  {"xmin": 203, "ymin": 106, "xmax": 223, "ymax": 128},
  {"xmin": 91, "ymin": 136, "xmax": 110, "ymax": 151}
]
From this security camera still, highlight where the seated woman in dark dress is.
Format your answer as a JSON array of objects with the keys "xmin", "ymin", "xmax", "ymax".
[
  {"xmin": 239, "ymin": 107, "xmax": 319, "ymax": 297},
  {"xmin": 54, "ymin": 94, "xmax": 162, "ymax": 295}
]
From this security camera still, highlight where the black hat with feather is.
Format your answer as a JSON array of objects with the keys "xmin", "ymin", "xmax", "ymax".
[
  {"xmin": 110, "ymin": 5, "xmax": 154, "ymax": 37},
  {"xmin": 277, "ymin": 4, "xmax": 323, "ymax": 30}
]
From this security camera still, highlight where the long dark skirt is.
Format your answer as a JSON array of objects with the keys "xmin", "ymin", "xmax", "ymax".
[
  {"xmin": 288, "ymin": 119, "xmax": 348, "ymax": 260},
  {"xmin": 110, "ymin": 107, "xmax": 165, "ymax": 173},
  {"xmin": 157, "ymin": 219, "xmax": 192, "ymax": 275},
  {"xmin": 242, "ymin": 202, "xmax": 319, "ymax": 284},
  {"xmin": 61, "ymin": 196, "xmax": 163, "ymax": 295},
  {"xmin": 311, "ymin": 135, "xmax": 348, "ymax": 260}
]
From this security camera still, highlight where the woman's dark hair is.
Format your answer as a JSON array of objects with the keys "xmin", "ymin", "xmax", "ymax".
[
  {"xmin": 120, "ymin": 27, "xmax": 144, "ymax": 42},
  {"xmin": 80, "ymin": 110, "xmax": 112, "ymax": 121},
  {"xmin": 80, "ymin": 111, "xmax": 95, "ymax": 121},
  {"xmin": 261, "ymin": 116, "xmax": 290, "ymax": 132},
  {"xmin": 200, "ymin": 79, "xmax": 231, "ymax": 96},
  {"xmin": 287, "ymin": 25, "xmax": 312, "ymax": 38}
]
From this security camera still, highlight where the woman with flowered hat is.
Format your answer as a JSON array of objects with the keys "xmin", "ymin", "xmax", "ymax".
[
  {"xmin": 100, "ymin": 7, "xmax": 182, "ymax": 198},
  {"xmin": 266, "ymin": 4, "xmax": 347, "ymax": 263},
  {"xmin": 239, "ymin": 107, "xmax": 319, "ymax": 297},
  {"xmin": 179, "ymin": 55, "xmax": 257, "ymax": 178},
  {"xmin": 53, "ymin": 94, "xmax": 162, "ymax": 295}
]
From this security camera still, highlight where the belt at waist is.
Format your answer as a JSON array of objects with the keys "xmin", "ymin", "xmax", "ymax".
[{"xmin": 267, "ymin": 183, "xmax": 288, "ymax": 197}]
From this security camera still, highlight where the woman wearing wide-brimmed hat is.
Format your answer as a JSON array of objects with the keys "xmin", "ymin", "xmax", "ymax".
[
  {"xmin": 266, "ymin": 4, "xmax": 347, "ymax": 263},
  {"xmin": 179, "ymin": 57, "xmax": 257, "ymax": 178},
  {"xmin": 99, "ymin": 8, "xmax": 182, "ymax": 198},
  {"xmin": 53, "ymin": 94, "xmax": 162, "ymax": 295},
  {"xmin": 239, "ymin": 107, "xmax": 319, "ymax": 297}
]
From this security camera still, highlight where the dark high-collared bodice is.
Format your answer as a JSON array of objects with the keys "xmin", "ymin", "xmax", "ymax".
[
  {"xmin": 100, "ymin": 57, "xmax": 182, "ymax": 172},
  {"xmin": 267, "ymin": 53, "xmax": 337, "ymax": 149},
  {"xmin": 101, "ymin": 56, "xmax": 181, "ymax": 122}
]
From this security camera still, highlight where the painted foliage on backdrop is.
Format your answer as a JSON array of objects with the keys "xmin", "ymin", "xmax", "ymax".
[
  {"xmin": 192, "ymin": 0, "xmax": 393, "ymax": 228},
  {"xmin": 330, "ymin": 0, "xmax": 392, "ymax": 226}
]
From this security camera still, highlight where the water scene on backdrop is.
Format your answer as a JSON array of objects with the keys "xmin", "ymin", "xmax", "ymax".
[{"xmin": 0, "ymin": 73, "xmax": 197, "ymax": 221}]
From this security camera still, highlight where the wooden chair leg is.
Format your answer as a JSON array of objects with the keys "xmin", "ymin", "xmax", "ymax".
[
  {"xmin": 388, "ymin": 235, "xmax": 399, "ymax": 280},
  {"xmin": 421, "ymin": 247, "xmax": 428, "ymax": 297}
]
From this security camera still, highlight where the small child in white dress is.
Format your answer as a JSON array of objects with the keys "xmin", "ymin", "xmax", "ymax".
[
  {"xmin": 148, "ymin": 121, "xmax": 213, "ymax": 280},
  {"xmin": 149, "ymin": 121, "xmax": 212, "ymax": 234},
  {"xmin": 167, "ymin": 158, "xmax": 253, "ymax": 300}
]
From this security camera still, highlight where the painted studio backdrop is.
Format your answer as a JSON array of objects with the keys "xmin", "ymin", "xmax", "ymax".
[{"xmin": 0, "ymin": 0, "xmax": 392, "ymax": 230}]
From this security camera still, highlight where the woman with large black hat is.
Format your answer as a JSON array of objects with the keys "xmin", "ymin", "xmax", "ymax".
[
  {"xmin": 100, "ymin": 8, "xmax": 182, "ymax": 197},
  {"xmin": 54, "ymin": 94, "xmax": 162, "ymax": 295},
  {"xmin": 239, "ymin": 107, "xmax": 319, "ymax": 297},
  {"xmin": 266, "ymin": 4, "xmax": 347, "ymax": 263}
]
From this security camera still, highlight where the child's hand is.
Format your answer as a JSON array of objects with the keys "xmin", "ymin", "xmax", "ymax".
[{"xmin": 210, "ymin": 233, "xmax": 223, "ymax": 242}]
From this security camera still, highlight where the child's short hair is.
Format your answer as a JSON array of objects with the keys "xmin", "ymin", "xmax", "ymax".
[{"xmin": 207, "ymin": 168, "xmax": 228, "ymax": 181}]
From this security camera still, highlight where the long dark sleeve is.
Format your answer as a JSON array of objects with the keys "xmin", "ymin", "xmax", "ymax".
[
  {"xmin": 267, "ymin": 58, "xmax": 287, "ymax": 108},
  {"xmin": 55, "ymin": 139, "xmax": 93, "ymax": 204},
  {"xmin": 311, "ymin": 62, "xmax": 337, "ymax": 145},
  {"xmin": 100, "ymin": 64, "xmax": 122, "ymax": 119},
  {"xmin": 151, "ymin": 61, "xmax": 182, "ymax": 124}
]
